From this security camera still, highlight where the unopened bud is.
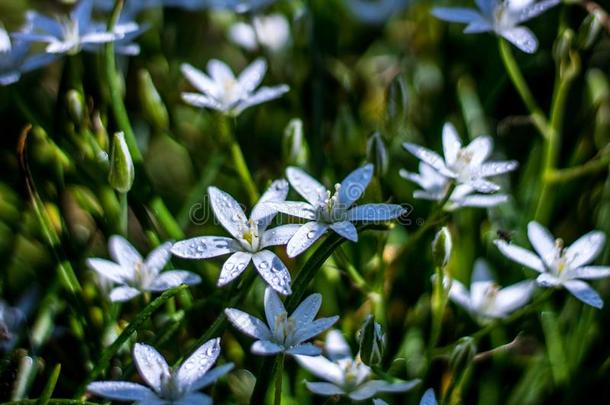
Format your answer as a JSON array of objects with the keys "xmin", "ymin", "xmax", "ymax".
[
  {"xmin": 385, "ymin": 74, "xmax": 408, "ymax": 125},
  {"xmin": 138, "ymin": 69, "xmax": 169, "ymax": 131},
  {"xmin": 283, "ymin": 118, "xmax": 309, "ymax": 167},
  {"xmin": 367, "ymin": 131, "xmax": 389, "ymax": 176},
  {"xmin": 108, "ymin": 132, "xmax": 134, "ymax": 193},
  {"xmin": 432, "ymin": 227, "xmax": 452, "ymax": 268},
  {"xmin": 577, "ymin": 10, "xmax": 603, "ymax": 50},
  {"xmin": 450, "ymin": 336, "xmax": 476, "ymax": 374},
  {"xmin": 356, "ymin": 315, "xmax": 386, "ymax": 367},
  {"xmin": 66, "ymin": 89, "xmax": 85, "ymax": 126}
]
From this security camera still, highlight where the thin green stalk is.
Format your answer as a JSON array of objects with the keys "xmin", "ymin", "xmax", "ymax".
[
  {"xmin": 38, "ymin": 364, "xmax": 61, "ymax": 405},
  {"xmin": 119, "ymin": 192, "xmax": 128, "ymax": 236},
  {"xmin": 546, "ymin": 153, "xmax": 610, "ymax": 183},
  {"xmin": 217, "ymin": 115, "xmax": 259, "ymax": 205},
  {"xmin": 498, "ymin": 38, "xmax": 550, "ymax": 139},
  {"xmin": 274, "ymin": 353, "xmax": 285, "ymax": 405}
]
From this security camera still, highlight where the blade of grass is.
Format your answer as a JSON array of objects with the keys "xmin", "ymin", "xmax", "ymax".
[{"xmin": 38, "ymin": 364, "xmax": 61, "ymax": 405}]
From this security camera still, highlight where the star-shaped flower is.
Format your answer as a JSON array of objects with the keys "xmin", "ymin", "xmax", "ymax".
[
  {"xmin": 295, "ymin": 330, "xmax": 419, "ymax": 400},
  {"xmin": 400, "ymin": 162, "xmax": 510, "ymax": 210},
  {"xmin": 267, "ymin": 164, "xmax": 406, "ymax": 257},
  {"xmin": 495, "ymin": 221, "xmax": 610, "ymax": 308},
  {"xmin": 403, "ymin": 122, "xmax": 518, "ymax": 194},
  {"xmin": 88, "ymin": 338, "xmax": 233, "ymax": 404},
  {"xmin": 431, "ymin": 0, "xmax": 560, "ymax": 53},
  {"xmin": 13, "ymin": 0, "xmax": 139, "ymax": 56},
  {"xmin": 87, "ymin": 236, "xmax": 201, "ymax": 302},
  {"xmin": 446, "ymin": 258, "xmax": 535, "ymax": 321},
  {"xmin": 225, "ymin": 287, "xmax": 338, "ymax": 356},
  {"xmin": 171, "ymin": 180, "xmax": 300, "ymax": 295},
  {"xmin": 180, "ymin": 58, "xmax": 289, "ymax": 116}
]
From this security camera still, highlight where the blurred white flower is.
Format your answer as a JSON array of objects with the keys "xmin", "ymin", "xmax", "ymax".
[
  {"xmin": 0, "ymin": 301, "xmax": 23, "ymax": 352},
  {"xmin": 403, "ymin": 122, "xmax": 518, "ymax": 195},
  {"xmin": 267, "ymin": 164, "xmax": 406, "ymax": 257},
  {"xmin": 171, "ymin": 181, "xmax": 299, "ymax": 295},
  {"xmin": 225, "ymin": 287, "xmax": 338, "ymax": 356},
  {"xmin": 0, "ymin": 24, "xmax": 10, "ymax": 53},
  {"xmin": 495, "ymin": 221, "xmax": 610, "ymax": 308},
  {"xmin": 447, "ymin": 258, "xmax": 535, "ymax": 321},
  {"xmin": 88, "ymin": 339, "xmax": 233, "ymax": 404},
  {"xmin": 432, "ymin": 0, "xmax": 560, "ymax": 53},
  {"xmin": 13, "ymin": 0, "xmax": 142, "ymax": 56},
  {"xmin": 87, "ymin": 236, "xmax": 201, "ymax": 302},
  {"xmin": 228, "ymin": 14, "xmax": 290, "ymax": 52},
  {"xmin": 181, "ymin": 58, "xmax": 289, "ymax": 116},
  {"xmin": 295, "ymin": 330, "xmax": 419, "ymax": 400},
  {"xmin": 400, "ymin": 162, "xmax": 510, "ymax": 210}
]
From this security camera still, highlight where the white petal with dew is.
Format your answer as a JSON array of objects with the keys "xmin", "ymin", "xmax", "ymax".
[
  {"xmin": 225, "ymin": 308, "xmax": 272, "ymax": 340},
  {"xmin": 87, "ymin": 381, "xmax": 155, "ymax": 401},
  {"xmin": 338, "ymin": 164, "xmax": 373, "ymax": 207},
  {"xmin": 253, "ymin": 250, "xmax": 292, "ymax": 295},
  {"xmin": 442, "ymin": 122, "xmax": 462, "ymax": 167},
  {"xmin": 176, "ymin": 338, "xmax": 221, "ymax": 390},
  {"xmin": 109, "ymin": 235, "xmax": 142, "ymax": 270},
  {"xmin": 133, "ymin": 343, "xmax": 170, "ymax": 394},
  {"xmin": 304, "ymin": 381, "xmax": 345, "ymax": 396},
  {"xmin": 171, "ymin": 236, "xmax": 238, "ymax": 259},
  {"xmin": 287, "ymin": 221, "xmax": 329, "ymax": 258},
  {"xmin": 346, "ymin": 203, "xmax": 406, "ymax": 222},
  {"xmin": 217, "ymin": 251, "xmax": 252, "ymax": 287},
  {"xmin": 565, "ymin": 231, "xmax": 606, "ymax": 269},
  {"xmin": 208, "ymin": 186, "xmax": 248, "ymax": 240},
  {"xmin": 330, "ymin": 221, "xmax": 358, "ymax": 242},
  {"xmin": 564, "ymin": 280, "xmax": 603, "ymax": 308},
  {"xmin": 295, "ymin": 355, "xmax": 344, "ymax": 385},
  {"xmin": 109, "ymin": 286, "xmax": 141, "ymax": 302},
  {"xmin": 261, "ymin": 224, "xmax": 301, "ymax": 248},
  {"xmin": 286, "ymin": 166, "xmax": 327, "ymax": 206},
  {"xmin": 148, "ymin": 270, "xmax": 201, "ymax": 291},
  {"xmin": 251, "ymin": 340, "xmax": 284, "ymax": 355}
]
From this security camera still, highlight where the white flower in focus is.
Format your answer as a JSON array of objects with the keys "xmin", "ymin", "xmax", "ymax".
[
  {"xmin": 87, "ymin": 236, "xmax": 201, "ymax": 302},
  {"xmin": 431, "ymin": 0, "xmax": 561, "ymax": 53},
  {"xmin": 225, "ymin": 287, "xmax": 338, "ymax": 356},
  {"xmin": 267, "ymin": 164, "xmax": 407, "ymax": 257},
  {"xmin": 403, "ymin": 122, "xmax": 518, "ymax": 194},
  {"xmin": 400, "ymin": 162, "xmax": 510, "ymax": 210},
  {"xmin": 447, "ymin": 258, "xmax": 535, "ymax": 321},
  {"xmin": 229, "ymin": 14, "xmax": 290, "ymax": 52},
  {"xmin": 13, "ymin": 0, "xmax": 133, "ymax": 56},
  {"xmin": 181, "ymin": 58, "xmax": 289, "ymax": 116},
  {"xmin": 295, "ymin": 330, "xmax": 420, "ymax": 400},
  {"xmin": 495, "ymin": 221, "xmax": 610, "ymax": 308},
  {"xmin": 88, "ymin": 339, "xmax": 233, "ymax": 404},
  {"xmin": 171, "ymin": 181, "xmax": 300, "ymax": 295}
]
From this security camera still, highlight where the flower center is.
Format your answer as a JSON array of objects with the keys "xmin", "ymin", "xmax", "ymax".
[
  {"xmin": 240, "ymin": 219, "xmax": 260, "ymax": 252},
  {"xmin": 317, "ymin": 184, "xmax": 345, "ymax": 223},
  {"xmin": 159, "ymin": 372, "xmax": 185, "ymax": 400},
  {"xmin": 61, "ymin": 18, "xmax": 81, "ymax": 54},
  {"xmin": 551, "ymin": 238, "xmax": 568, "ymax": 276}
]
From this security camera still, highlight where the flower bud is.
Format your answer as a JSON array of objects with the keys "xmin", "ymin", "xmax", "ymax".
[
  {"xmin": 385, "ymin": 74, "xmax": 408, "ymax": 125},
  {"xmin": 577, "ymin": 10, "xmax": 603, "ymax": 50},
  {"xmin": 66, "ymin": 89, "xmax": 85, "ymax": 126},
  {"xmin": 138, "ymin": 69, "xmax": 169, "ymax": 132},
  {"xmin": 366, "ymin": 131, "xmax": 389, "ymax": 176},
  {"xmin": 449, "ymin": 336, "xmax": 477, "ymax": 374},
  {"xmin": 108, "ymin": 132, "xmax": 135, "ymax": 193},
  {"xmin": 432, "ymin": 227, "xmax": 452, "ymax": 268},
  {"xmin": 356, "ymin": 315, "xmax": 386, "ymax": 367},
  {"xmin": 282, "ymin": 118, "xmax": 309, "ymax": 167}
]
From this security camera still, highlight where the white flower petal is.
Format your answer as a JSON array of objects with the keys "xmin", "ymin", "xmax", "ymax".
[
  {"xmin": 378, "ymin": 379, "xmax": 420, "ymax": 393},
  {"xmin": 470, "ymin": 258, "xmax": 495, "ymax": 306},
  {"xmin": 338, "ymin": 164, "xmax": 373, "ymax": 208},
  {"xmin": 251, "ymin": 339, "xmax": 284, "ymax": 355},
  {"xmin": 109, "ymin": 235, "xmax": 142, "ymax": 269},
  {"xmin": 260, "ymin": 224, "xmax": 301, "ymax": 249},
  {"xmin": 234, "ymin": 85, "xmax": 289, "ymax": 114},
  {"xmin": 286, "ymin": 343, "xmax": 322, "ymax": 356},
  {"xmin": 500, "ymin": 26, "xmax": 538, "ymax": 54},
  {"xmin": 228, "ymin": 22, "xmax": 257, "ymax": 50},
  {"xmin": 290, "ymin": 293, "xmax": 321, "ymax": 325},
  {"xmin": 346, "ymin": 204, "xmax": 406, "ymax": 222},
  {"xmin": 349, "ymin": 380, "xmax": 386, "ymax": 400},
  {"xmin": 186, "ymin": 363, "xmax": 234, "ymax": 392},
  {"xmin": 447, "ymin": 278, "xmax": 473, "ymax": 313},
  {"xmin": 568, "ymin": 266, "xmax": 610, "ymax": 280},
  {"xmin": 264, "ymin": 201, "xmax": 317, "ymax": 220},
  {"xmin": 109, "ymin": 286, "xmax": 141, "ymax": 302},
  {"xmin": 494, "ymin": 240, "xmax": 545, "ymax": 272},
  {"xmin": 467, "ymin": 177, "xmax": 500, "ymax": 193},
  {"xmin": 286, "ymin": 166, "xmax": 327, "ymax": 206},
  {"xmin": 403, "ymin": 143, "xmax": 452, "ymax": 177},
  {"xmin": 442, "ymin": 122, "xmax": 462, "ymax": 167},
  {"xmin": 287, "ymin": 222, "xmax": 329, "ymax": 258},
  {"xmin": 208, "ymin": 186, "xmax": 248, "ymax": 240},
  {"xmin": 494, "ymin": 280, "xmax": 535, "ymax": 316},
  {"xmin": 251, "ymin": 179, "xmax": 289, "ymax": 230},
  {"xmin": 264, "ymin": 286, "xmax": 287, "ymax": 327},
  {"xmin": 431, "ymin": 7, "xmax": 482, "ymax": 23},
  {"xmin": 148, "ymin": 270, "xmax": 201, "ymax": 291},
  {"xmin": 304, "ymin": 381, "xmax": 345, "ymax": 396},
  {"xmin": 174, "ymin": 392, "xmax": 213, "ymax": 405},
  {"xmin": 181, "ymin": 92, "xmax": 223, "ymax": 110},
  {"xmin": 145, "ymin": 242, "xmax": 172, "ymax": 276},
  {"xmin": 218, "ymin": 251, "xmax": 252, "ymax": 286},
  {"xmin": 565, "ymin": 231, "xmax": 606, "ymax": 269},
  {"xmin": 237, "ymin": 58, "xmax": 267, "ymax": 93},
  {"xmin": 463, "ymin": 136, "xmax": 492, "ymax": 166},
  {"xmin": 458, "ymin": 193, "xmax": 508, "ymax": 208},
  {"xmin": 536, "ymin": 272, "xmax": 561, "ymax": 287},
  {"xmin": 330, "ymin": 221, "xmax": 358, "ymax": 242},
  {"xmin": 87, "ymin": 381, "xmax": 155, "ymax": 401},
  {"xmin": 464, "ymin": 19, "xmax": 493, "ymax": 33},
  {"xmin": 254, "ymin": 250, "xmax": 292, "ymax": 295},
  {"xmin": 133, "ymin": 343, "xmax": 170, "ymax": 393},
  {"xmin": 527, "ymin": 221, "xmax": 556, "ymax": 267},
  {"xmin": 399, "ymin": 169, "xmax": 425, "ymax": 188},
  {"xmin": 181, "ymin": 63, "xmax": 218, "ymax": 97},
  {"xmin": 171, "ymin": 236, "xmax": 239, "ymax": 259},
  {"xmin": 293, "ymin": 316, "xmax": 339, "ymax": 345},
  {"xmin": 563, "ymin": 280, "xmax": 603, "ymax": 308},
  {"xmin": 87, "ymin": 258, "xmax": 132, "ymax": 284},
  {"xmin": 207, "ymin": 59, "xmax": 235, "ymax": 83},
  {"xmin": 475, "ymin": 161, "xmax": 519, "ymax": 178},
  {"xmin": 177, "ymin": 338, "xmax": 221, "ymax": 389},
  {"xmin": 225, "ymin": 308, "xmax": 272, "ymax": 340},
  {"xmin": 325, "ymin": 330, "xmax": 352, "ymax": 360},
  {"xmin": 80, "ymin": 32, "xmax": 117, "ymax": 44},
  {"xmin": 514, "ymin": 0, "xmax": 561, "ymax": 24},
  {"xmin": 295, "ymin": 355, "xmax": 344, "ymax": 385}
]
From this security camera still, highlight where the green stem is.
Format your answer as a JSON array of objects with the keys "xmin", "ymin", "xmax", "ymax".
[
  {"xmin": 334, "ymin": 248, "xmax": 368, "ymax": 292},
  {"xmin": 218, "ymin": 115, "xmax": 259, "ymax": 205},
  {"xmin": 546, "ymin": 152, "xmax": 610, "ymax": 183},
  {"xmin": 274, "ymin": 353, "xmax": 285, "ymax": 405},
  {"xmin": 498, "ymin": 38, "xmax": 550, "ymax": 139},
  {"xmin": 119, "ymin": 192, "xmax": 128, "ymax": 236}
]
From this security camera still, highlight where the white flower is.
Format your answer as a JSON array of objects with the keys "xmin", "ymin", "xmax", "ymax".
[
  {"xmin": 180, "ymin": 58, "xmax": 289, "ymax": 116},
  {"xmin": 432, "ymin": 0, "xmax": 560, "ymax": 53},
  {"xmin": 0, "ymin": 301, "xmax": 23, "ymax": 352},
  {"xmin": 225, "ymin": 287, "xmax": 338, "ymax": 356},
  {"xmin": 295, "ymin": 330, "xmax": 420, "ymax": 400},
  {"xmin": 403, "ymin": 122, "xmax": 518, "ymax": 194},
  {"xmin": 88, "ymin": 339, "xmax": 233, "ymax": 404},
  {"xmin": 87, "ymin": 236, "xmax": 201, "ymax": 302},
  {"xmin": 267, "ymin": 164, "xmax": 406, "ymax": 257},
  {"xmin": 171, "ymin": 180, "xmax": 299, "ymax": 295},
  {"xmin": 13, "ymin": 0, "xmax": 138, "ymax": 56},
  {"xmin": 494, "ymin": 221, "xmax": 610, "ymax": 308},
  {"xmin": 420, "ymin": 388, "xmax": 439, "ymax": 405},
  {"xmin": 400, "ymin": 162, "xmax": 510, "ymax": 210},
  {"xmin": 228, "ymin": 14, "xmax": 290, "ymax": 52},
  {"xmin": 446, "ymin": 258, "xmax": 535, "ymax": 321}
]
